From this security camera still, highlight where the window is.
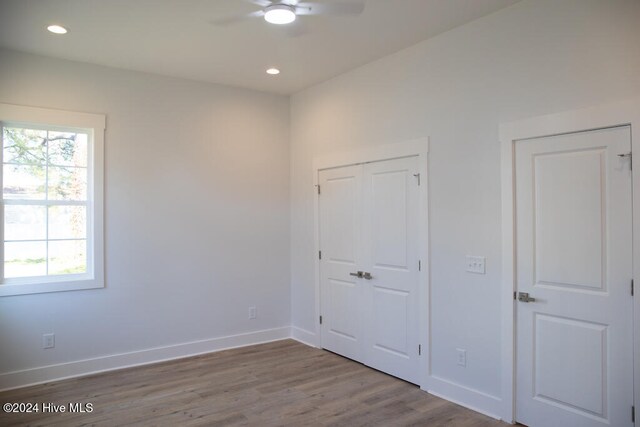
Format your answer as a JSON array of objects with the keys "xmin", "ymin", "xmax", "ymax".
[{"xmin": 0, "ymin": 104, "xmax": 104, "ymax": 296}]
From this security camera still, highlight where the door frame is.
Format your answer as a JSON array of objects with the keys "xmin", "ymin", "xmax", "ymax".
[
  {"xmin": 312, "ymin": 138, "xmax": 429, "ymax": 388},
  {"xmin": 499, "ymin": 97, "xmax": 640, "ymax": 424}
]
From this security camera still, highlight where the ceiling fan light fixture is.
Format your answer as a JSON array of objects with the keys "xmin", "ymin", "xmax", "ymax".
[{"xmin": 264, "ymin": 4, "xmax": 296, "ymax": 25}]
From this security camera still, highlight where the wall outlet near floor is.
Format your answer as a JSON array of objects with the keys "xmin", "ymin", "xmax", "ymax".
[
  {"xmin": 456, "ymin": 348, "xmax": 466, "ymax": 367},
  {"xmin": 42, "ymin": 333, "xmax": 55, "ymax": 349},
  {"xmin": 248, "ymin": 306, "xmax": 257, "ymax": 320},
  {"xmin": 465, "ymin": 256, "xmax": 486, "ymax": 274}
]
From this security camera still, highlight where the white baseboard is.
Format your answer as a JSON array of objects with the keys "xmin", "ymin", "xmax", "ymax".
[
  {"xmin": 0, "ymin": 326, "xmax": 290, "ymax": 392},
  {"xmin": 424, "ymin": 375, "xmax": 503, "ymax": 421},
  {"xmin": 290, "ymin": 326, "xmax": 318, "ymax": 347}
]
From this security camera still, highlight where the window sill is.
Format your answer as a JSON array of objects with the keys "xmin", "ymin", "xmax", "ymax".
[{"xmin": 0, "ymin": 278, "xmax": 104, "ymax": 297}]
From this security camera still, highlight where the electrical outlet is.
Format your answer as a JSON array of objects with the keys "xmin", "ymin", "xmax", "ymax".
[
  {"xmin": 466, "ymin": 256, "xmax": 486, "ymax": 274},
  {"xmin": 456, "ymin": 348, "xmax": 466, "ymax": 367},
  {"xmin": 249, "ymin": 306, "xmax": 257, "ymax": 320},
  {"xmin": 43, "ymin": 333, "xmax": 55, "ymax": 349}
]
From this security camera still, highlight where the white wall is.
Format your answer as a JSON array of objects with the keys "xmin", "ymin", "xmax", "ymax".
[
  {"xmin": 290, "ymin": 0, "xmax": 640, "ymax": 415},
  {"xmin": 0, "ymin": 48, "xmax": 291, "ymax": 385}
]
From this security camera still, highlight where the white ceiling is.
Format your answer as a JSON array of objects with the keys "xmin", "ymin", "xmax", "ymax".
[{"xmin": 0, "ymin": 0, "xmax": 519, "ymax": 95}]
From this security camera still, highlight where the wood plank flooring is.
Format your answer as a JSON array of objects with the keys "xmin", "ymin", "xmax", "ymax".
[{"xmin": 0, "ymin": 339, "xmax": 509, "ymax": 426}]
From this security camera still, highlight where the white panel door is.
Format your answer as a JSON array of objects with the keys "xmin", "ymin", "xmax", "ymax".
[
  {"xmin": 319, "ymin": 165, "xmax": 364, "ymax": 361},
  {"xmin": 318, "ymin": 156, "xmax": 420, "ymax": 384},
  {"xmin": 515, "ymin": 126, "xmax": 633, "ymax": 427},
  {"xmin": 362, "ymin": 157, "xmax": 420, "ymax": 383}
]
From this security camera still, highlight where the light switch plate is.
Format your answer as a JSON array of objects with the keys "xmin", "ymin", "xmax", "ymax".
[{"xmin": 466, "ymin": 256, "xmax": 486, "ymax": 274}]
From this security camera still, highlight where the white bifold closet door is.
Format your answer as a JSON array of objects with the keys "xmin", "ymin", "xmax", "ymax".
[{"xmin": 319, "ymin": 156, "xmax": 420, "ymax": 384}]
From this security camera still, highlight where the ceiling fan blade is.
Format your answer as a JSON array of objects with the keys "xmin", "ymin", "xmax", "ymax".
[
  {"xmin": 296, "ymin": 1, "xmax": 365, "ymax": 16},
  {"xmin": 210, "ymin": 10, "xmax": 264, "ymax": 27},
  {"xmin": 244, "ymin": 0, "xmax": 272, "ymax": 7}
]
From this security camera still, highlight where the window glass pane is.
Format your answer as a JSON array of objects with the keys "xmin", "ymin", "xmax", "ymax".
[
  {"xmin": 49, "ymin": 239, "xmax": 86, "ymax": 275},
  {"xmin": 4, "ymin": 205, "xmax": 46, "ymax": 241},
  {"xmin": 3, "ymin": 164, "xmax": 46, "ymax": 199},
  {"xmin": 48, "ymin": 205, "xmax": 86, "ymax": 240},
  {"xmin": 4, "ymin": 241, "xmax": 46, "ymax": 278},
  {"xmin": 3, "ymin": 127, "xmax": 47, "ymax": 165},
  {"xmin": 48, "ymin": 132, "xmax": 87, "ymax": 167},
  {"xmin": 47, "ymin": 166, "xmax": 87, "ymax": 201}
]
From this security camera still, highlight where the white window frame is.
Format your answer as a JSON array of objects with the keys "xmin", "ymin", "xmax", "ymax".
[{"xmin": 0, "ymin": 103, "xmax": 105, "ymax": 297}]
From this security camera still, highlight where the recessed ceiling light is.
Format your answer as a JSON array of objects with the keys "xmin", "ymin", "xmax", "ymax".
[
  {"xmin": 47, "ymin": 25, "xmax": 68, "ymax": 34},
  {"xmin": 266, "ymin": 68, "xmax": 281, "ymax": 75},
  {"xmin": 264, "ymin": 4, "xmax": 296, "ymax": 25}
]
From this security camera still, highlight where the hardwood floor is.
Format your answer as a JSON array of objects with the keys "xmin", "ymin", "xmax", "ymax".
[{"xmin": 0, "ymin": 340, "xmax": 508, "ymax": 426}]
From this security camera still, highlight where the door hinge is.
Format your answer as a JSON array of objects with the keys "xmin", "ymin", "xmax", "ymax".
[
  {"xmin": 632, "ymin": 405, "xmax": 635, "ymax": 423},
  {"xmin": 632, "ymin": 279, "xmax": 635, "ymax": 296},
  {"xmin": 618, "ymin": 152, "xmax": 632, "ymax": 170},
  {"xmin": 319, "ymin": 315, "xmax": 323, "ymax": 325},
  {"xmin": 319, "ymin": 250, "xmax": 322, "ymax": 260},
  {"xmin": 418, "ymin": 260, "xmax": 421, "ymax": 271},
  {"xmin": 315, "ymin": 184, "xmax": 321, "ymax": 195},
  {"xmin": 513, "ymin": 291, "xmax": 517, "ymax": 300},
  {"xmin": 418, "ymin": 344, "xmax": 422, "ymax": 356},
  {"xmin": 413, "ymin": 173, "xmax": 421, "ymax": 186}
]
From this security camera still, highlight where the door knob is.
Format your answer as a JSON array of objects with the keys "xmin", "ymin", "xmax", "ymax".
[
  {"xmin": 350, "ymin": 271, "xmax": 364, "ymax": 278},
  {"xmin": 363, "ymin": 272, "xmax": 373, "ymax": 280},
  {"xmin": 518, "ymin": 292, "xmax": 536, "ymax": 303}
]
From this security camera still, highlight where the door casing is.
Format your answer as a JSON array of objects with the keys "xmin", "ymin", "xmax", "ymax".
[
  {"xmin": 500, "ymin": 97, "xmax": 640, "ymax": 424},
  {"xmin": 312, "ymin": 138, "xmax": 429, "ymax": 389}
]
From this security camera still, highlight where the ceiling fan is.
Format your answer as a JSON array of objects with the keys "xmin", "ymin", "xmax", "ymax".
[{"xmin": 211, "ymin": 0, "xmax": 365, "ymax": 27}]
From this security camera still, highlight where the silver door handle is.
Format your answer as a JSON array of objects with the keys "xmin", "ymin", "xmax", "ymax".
[
  {"xmin": 350, "ymin": 271, "xmax": 364, "ymax": 278},
  {"xmin": 363, "ymin": 272, "xmax": 373, "ymax": 280},
  {"xmin": 518, "ymin": 292, "xmax": 536, "ymax": 303}
]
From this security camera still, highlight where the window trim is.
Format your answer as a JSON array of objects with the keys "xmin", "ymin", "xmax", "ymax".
[{"xmin": 0, "ymin": 103, "xmax": 105, "ymax": 297}]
